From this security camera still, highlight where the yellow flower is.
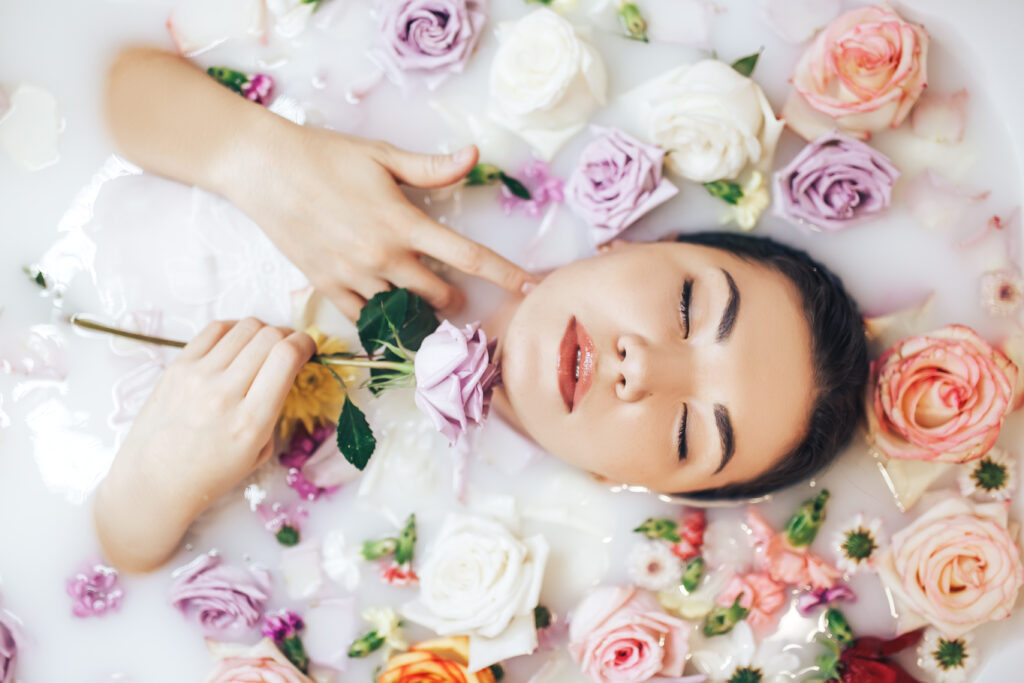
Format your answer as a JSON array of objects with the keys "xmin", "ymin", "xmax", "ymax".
[
  {"xmin": 279, "ymin": 327, "xmax": 358, "ymax": 437},
  {"xmin": 723, "ymin": 171, "xmax": 770, "ymax": 231},
  {"xmin": 363, "ymin": 606, "xmax": 408, "ymax": 654}
]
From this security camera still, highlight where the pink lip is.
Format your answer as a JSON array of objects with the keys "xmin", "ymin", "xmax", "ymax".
[{"xmin": 557, "ymin": 316, "xmax": 595, "ymax": 413}]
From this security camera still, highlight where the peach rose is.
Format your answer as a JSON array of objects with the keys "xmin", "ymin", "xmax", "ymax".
[
  {"xmin": 876, "ymin": 496, "xmax": 1024, "ymax": 639},
  {"xmin": 715, "ymin": 572, "xmax": 786, "ymax": 629},
  {"xmin": 379, "ymin": 637, "xmax": 496, "ymax": 683},
  {"xmin": 569, "ymin": 586, "xmax": 689, "ymax": 682},
  {"xmin": 785, "ymin": 4, "xmax": 929, "ymax": 140},
  {"xmin": 204, "ymin": 639, "xmax": 313, "ymax": 683},
  {"xmin": 867, "ymin": 325, "xmax": 1018, "ymax": 464}
]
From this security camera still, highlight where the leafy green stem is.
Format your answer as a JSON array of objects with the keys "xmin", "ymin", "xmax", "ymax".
[{"xmin": 316, "ymin": 356, "xmax": 414, "ymax": 373}]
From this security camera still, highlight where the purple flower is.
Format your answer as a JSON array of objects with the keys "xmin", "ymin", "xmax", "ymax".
[
  {"xmin": 796, "ymin": 583, "xmax": 857, "ymax": 616},
  {"xmin": 380, "ymin": 0, "xmax": 486, "ymax": 82},
  {"xmin": 262, "ymin": 610, "xmax": 305, "ymax": 644},
  {"xmin": 0, "ymin": 606, "xmax": 20, "ymax": 683},
  {"xmin": 414, "ymin": 320, "xmax": 500, "ymax": 445},
  {"xmin": 241, "ymin": 74, "xmax": 274, "ymax": 105},
  {"xmin": 774, "ymin": 129, "xmax": 899, "ymax": 232},
  {"xmin": 565, "ymin": 126, "xmax": 679, "ymax": 244},
  {"xmin": 280, "ymin": 424, "xmax": 339, "ymax": 501},
  {"xmin": 499, "ymin": 161, "xmax": 564, "ymax": 218},
  {"xmin": 169, "ymin": 551, "xmax": 271, "ymax": 637},
  {"xmin": 66, "ymin": 562, "xmax": 123, "ymax": 618}
]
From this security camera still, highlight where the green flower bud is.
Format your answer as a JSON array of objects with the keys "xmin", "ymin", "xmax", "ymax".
[
  {"xmin": 681, "ymin": 556, "xmax": 704, "ymax": 592},
  {"xmin": 465, "ymin": 163, "xmax": 502, "ymax": 186},
  {"xmin": 361, "ymin": 537, "xmax": 399, "ymax": 561},
  {"xmin": 784, "ymin": 489, "xmax": 830, "ymax": 547},
  {"xmin": 703, "ymin": 596, "xmax": 748, "ymax": 637},
  {"xmin": 617, "ymin": 2, "xmax": 649, "ymax": 42},
  {"xmin": 348, "ymin": 630, "xmax": 386, "ymax": 658},
  {"xmin": 275, "ymin": 526, "xmax": 300, "ymax": 547},
  {"xmin": 825, "ymin": 608, "xmax": 854, "ymax": 646},
  {"xmin": 633, "ymin": 518, "xmax": 681, "ymax": 543},
  {"xmin": 394, "ymin": 514, "xmax": 417, "ymax": 566}
]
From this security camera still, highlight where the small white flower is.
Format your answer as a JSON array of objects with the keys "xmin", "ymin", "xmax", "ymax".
[
  {"xmin": 627, "ymin": 539, "xmax": 683, "ymax": 591},
  {"xmin": 363, "ymin": 606, "xmax": 408, "ymax": 654},
  {"xmin": 958, "ymin": 448, "xmax": 1018, "ymax": 501},
  {"xmin": 321, "ymin": 530, "xmax": 362, "ymax": 592},
  {"xmin": 726, "ymin": 171, "xmax": 771, "ymax": 231},
  {"xmin": 832, "ymin": 514, "xmax": 885, "ymax": 574},
  {"xmin": 691, "ymin": 621, "xmax": 799, "ymax": 683},
  {"xmin": 918, "ymin": 629, "xmax": 976, "ymax": 683}
]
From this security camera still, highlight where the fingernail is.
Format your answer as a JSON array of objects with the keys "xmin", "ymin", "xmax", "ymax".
[{"xmin": 520, "ymin": 281, "xmax": 536, "ymax": 295}]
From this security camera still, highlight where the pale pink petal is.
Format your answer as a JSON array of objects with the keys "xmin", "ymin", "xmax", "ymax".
[
  {"xmin": 912, "ymin": 89, "xmax": 968, "ymax": 144},
  {"xmin": 905, "ymin": 171, "xmax": 989, "ymax": 231},
  {"xmin": 757, "ymin": 0, "xmax": 840, "ymax": 44},
  {"xmin": 301, "ymin": 436, "xmax": 363, "ymax": 488}
]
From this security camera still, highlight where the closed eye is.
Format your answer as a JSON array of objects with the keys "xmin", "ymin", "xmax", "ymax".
[
  {"xmin": 679, "ymin": 278, "xmax": 693, "ymax": 338},
  {"xmin": 677, "ymin": 404, "xmax": 688, "ymax": 462}
]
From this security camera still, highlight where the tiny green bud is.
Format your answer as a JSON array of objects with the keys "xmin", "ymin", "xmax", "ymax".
[
  {"xmin": 825, "ymin": 608, "xmax": 854, "ymax": 646},
  {"xmin": 394, "ymin": 514, "xmax": 417, "ymax": 566},
  {"xmin": 206, "ymin": 66, "xmax": 249, "ymax": 94},
  {"xmin": 703, "ymin": 596, "xmax": 748, "ymax": 637},
  {"xmin": 465, "ymin": 163, "xmax": 503, "ymax": 186},
  {"xmin": 704, "ymin": 180, "xmax": 745, "ymax": 205},
  {"xmin": 361, "ymin": 537, "xmax": 399, "ymax": 561},
  {"xmin": 784, "ymin": 489, "xmax": 830, "ymax": 547},
  {"xmin": 681, "ymin": 556, "xmax": 704, "ymax": 592},
  {"xmin": 634, "ymin": 518, "xmax": 681, "ymax": 543},
  {"xmin": 348, "ymin": 630, "xmax": 386, "ymax": 658},
  {"xmin": 534, "ymin": 605, "xmax": 552, "ymax": 630},
  {"xmin": 617, "ymin": 2, "xmax": 649, "ymax": 42},
  {"xmin": 276, "ymin": 525, "xmax": 300, "ymax": 547}
]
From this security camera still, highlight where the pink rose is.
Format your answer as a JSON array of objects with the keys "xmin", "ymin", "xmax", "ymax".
[
  {"xmin": 568, "ymin": 586, "xmax": 689, "ymax": 682},
  {"xmin": 785, "ymin": 4, "xmax": 929, "ymax": 140},
  {"xmin": 716, "ymin": 572, "xmax": 786, "ymax": 629},
  {"xmin": 204, "ymin": 639, "xmax": 313, "ymax": 683},
  {"xmin": 747, "ymin": 509, "xmax": 840, "ymax": 591},
  {"xmin": 876, "ymin": 497, "xmax": 1024, "ymax": 638},
  {"xmin": 867, "ymin": 325, "xmax": 1018, "ymax": 464}
]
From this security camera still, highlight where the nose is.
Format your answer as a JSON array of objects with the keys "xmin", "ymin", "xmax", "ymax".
[
  {"xmin": 615, "ymin": 333, "xmax": 698, "ymax": 402},
  {"xmin": 615, "ymin": 334, "xmax": 655, "ymax": 402}
]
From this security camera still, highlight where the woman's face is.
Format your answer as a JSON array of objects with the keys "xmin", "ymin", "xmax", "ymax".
[{"xmin": 497, "ymin": 241, "xmax": 816, "ymax": 494}]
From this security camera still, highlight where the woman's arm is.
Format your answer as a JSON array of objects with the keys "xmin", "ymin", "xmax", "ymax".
[{"xmin": 106, "ymin": 47, "xmax": 536, "ymax": 320}]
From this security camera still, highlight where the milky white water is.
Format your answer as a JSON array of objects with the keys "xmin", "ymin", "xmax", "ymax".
[{"xmin": 1, "ymin": 0, "xmax": 1023, "ymax": 680}]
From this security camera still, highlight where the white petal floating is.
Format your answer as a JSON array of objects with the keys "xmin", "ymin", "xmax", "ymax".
[
  {"xmin": 911, "ymin": 89, "xmax": 968, "ymax": 144},
  {"xmin": 0, "ymin": 84, "xmax": 61, "ymax": 171},
  {"xmin": 757, "ymin": 0, "xmax": 840, "ymax": 44},
  {"xmin": 167, "ymin": 0, "xmax": 266, "ymax": 56},
  {"xmin": 280, "ymin": 541, "xmax": 325, "ymax": 599},
  {"xmin": 905, "ymin": 170, "xmax": 989, "ymax": 231},
  {"xmin": 304, "ymin": 598, "xmax": 359, "ymax": 671}
]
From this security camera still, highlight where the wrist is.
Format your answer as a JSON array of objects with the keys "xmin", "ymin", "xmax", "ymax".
[{"xmin": 206, "ymin": 103, "xmax": 294, "ymax": 209}]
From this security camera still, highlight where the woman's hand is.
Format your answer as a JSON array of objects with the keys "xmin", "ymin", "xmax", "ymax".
[
  {"xmin": 106, "ymin": 47, "xmax": 536, "ymax": 321},
  {"xmin": 95, "ymin": 319, "xmax": 314, "ymax": 572}
]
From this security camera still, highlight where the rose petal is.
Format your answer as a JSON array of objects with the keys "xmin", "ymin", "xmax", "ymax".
[
  {"xmin": 905, "ymin": 171, "xmax": 988, "ymax": 231},
  {"xmin": 912, "ymin": 89, "xmax": 968, "ymax": 144}
]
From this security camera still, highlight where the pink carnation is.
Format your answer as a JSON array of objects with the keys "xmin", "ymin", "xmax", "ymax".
[
  {"xmin": 716, "ymin": 572, "xmax": 786, "ymax": 629},
  {"xmin": 747, "ymin": 509, "xmax": 840, "ymax": 591},
  {"xmin": 670, "ymin": 509, "xmax": 706, "ymax": 561}
]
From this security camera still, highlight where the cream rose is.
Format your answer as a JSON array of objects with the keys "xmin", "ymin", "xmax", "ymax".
[
  {"xmin": 623, "ymin": 59, "xmax": 783, "ymax": 183},
  {"xmin": 867, "ymin": 325, "xmax": 1018, "ymax": 464},
  {"xmin": 876, "ymin": 496, "xmax": 1024, "ymax": 638},
  {"xmin": 489, "ymin": 8, "xmax": 607, "ymax": 160},
  {"xmin": 784, "ymin": 4, "xmax": 929, "ymax": 140},
  {"xmin": 401, "ymin": 513, "xmax": 549, "ymax": 672}
]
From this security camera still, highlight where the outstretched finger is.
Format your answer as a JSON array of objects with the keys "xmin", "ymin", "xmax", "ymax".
[
  {"xmin": 411, "ymin": 218, "xmax": 536, "ymax": 295},
  {"xmin": 387, "ymin": 257, "xmax": 466, "ymax": 314}
]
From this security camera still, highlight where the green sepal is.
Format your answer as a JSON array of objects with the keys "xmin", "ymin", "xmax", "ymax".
[
  {"xmin": 281, "ymin": 635, "xmax": 310, "ymax": 673},
  {"xmin": 489, "ymin": 664, "xmax": 505, "ymax": 681},
  {"xmin": 703, "ymin": 596, "xmax": 748, "ymax": 637},
  {"xmin": 276, "ymin": 525, "xmax": 300, "ymax": 547},
  {"xmin": 731, "ymin": 50, "xmax": 763, "ymax": 78},
  {"xmin": 634, "ymin": 518, "xmax": 681, "ymax": 543},
  {"xmin": 704, "ymin": 180, "xmax": 744, "ymax": 205},
  {"xmin": 337, "ymin": 395, "xmax": 376, "ymax": 470},
  {"xmin": 361, "ymin": 537, "xmax": 399, "ymax": 561},
  {"xmin": 825, "ymin": 608, "xmax": 854, "ymax": 646},
  {"xmin": 465, "ymin": 163, "xmax": 502, "ymax": 186},
  {"xmin": 617, "ymin": 2, "xmax": 649, "ymax": 43},
  {"xmin": 207, "ymin": 66, "xmax": 249, "ymax": 94},
  {"xmin": 784, "ymin": 489, "xmax": 830, "ymax": 548},
  {"xmin": 498, "ymin": 172, "xmax": 532, "ymax": 200},
  {"xmin": 534, "ymin": 605, "xmax": 552, "ymax": 630},
  {"xmin": 348, "ymin": 630, "xmax": 386, "ymax": 658},
  {"xmin": 394, "ymin": 514, "xmax": 417, "ymax": 566},
  {"xmin": 23, "ymin": 266, "xmax": 47, "ymax": 288},
  {"xmin": 681, "ymin": 556, "xmax": 704, "ymax": 592}
]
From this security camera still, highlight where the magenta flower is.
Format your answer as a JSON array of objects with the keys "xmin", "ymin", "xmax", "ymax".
[
  {"xmin": 280, "ymin": 424, "xmax": 340, "ymax": 501},
  {"xmin": 499, "ymin": 161, "xmax": 564, "ymax": 218},
  {"xmin": 262, "ymin": 610, "xmax": 305, "ymax": 643},
  {"xmin": 66, "ymin": 562, "xmax": 124, "ymax": 618},
  {"xmin": 413, "ymin": 320, "xmax": 500, "ymax": 445},
  {"xmin": 566, "ymin": 126, "xmax": 678, "ymax": 244},
  {"xmin": 241, "ymin": 74, "xmax": 274, "ymax": 105},
  {"xmin": 378, "ymin": 0, "xmax": 486, "ymax": 86},
  {"xmin": 796, "ymin": 584, "xmax": 857, "ymax": 616},
  {"xmin": 0, "ymin": 604, "xmax": 20, "ymax": 683},
  {"xmin": 169, "ymin": 551, "xmax": 271, "ymax": 638}
]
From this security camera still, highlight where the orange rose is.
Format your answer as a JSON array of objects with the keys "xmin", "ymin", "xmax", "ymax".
[{"xmin": 379, "ymin": 637, "xmax": 496, "ymax": 683}]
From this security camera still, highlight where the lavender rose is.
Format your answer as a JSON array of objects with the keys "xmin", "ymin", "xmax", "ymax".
[
  {"xmin": 774, "ymin": 129, "xmax": 899, "ymax": 232},
  {"xmin": 380, "ymin": 0, "xmax": 486, "ymax": 81},
  {"xmin": 566, "ymin": 126, "xmax": 679, "ymax": 244},
  {"xmin": 170, "ymin": 551, "xmax": 272, "ymax": 638},
  {"xmin": 414, "ymin": 320, "xmax": 499, "ymax": 445}
]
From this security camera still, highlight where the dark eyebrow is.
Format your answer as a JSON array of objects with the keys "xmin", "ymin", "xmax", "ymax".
[
  {"xmin": 716, "ymin": 269, "xmax": 739, "ymax": 343},
  {"xmin": 712, "ymin": 403, "xmax": 734, "ymax": 475}
]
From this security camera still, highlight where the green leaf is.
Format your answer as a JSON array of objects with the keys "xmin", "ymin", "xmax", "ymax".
[
  {"xmin": 704, "ymin": 180, "xmax": 745, "ymax": 205},
  {"xmin": 398, "ymin": 290, "xmax": 440, "ymax": 352},
  {"xmin": 394, "ymin": 514, "xmax": 417, "ymax": 566},
  {"xmin": 206, "ymin": 66, "xmax": 249, "ymax": 94},
  {"xmin": 275, "ymin": 526, "xmax": 300, "ymax": 547},
  {"xmin": 731, "ymin": 50, "xmax": 763, "ymax": 78},
  {"xmin": 358, "ymin": 289, "xmax": 410, "ymax": 357},
  {"xmin": 465, "ymin": 163, "xmax": 502, "ymax": 186},
  {"xmin": 633, "ymin": 517, "xmax": 681, "ymax": 543},
  {"xmin": 498, "ymin": 172, "xmax": 532, "ymax": 200},
  {"xmin": 337, "ymin": 395, "xmax": 376, "ymax": 470}
]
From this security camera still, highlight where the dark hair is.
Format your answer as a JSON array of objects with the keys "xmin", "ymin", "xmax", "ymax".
[{"xmin": 672, "ymin": 231, "xmax": 868, "ymax": 501}]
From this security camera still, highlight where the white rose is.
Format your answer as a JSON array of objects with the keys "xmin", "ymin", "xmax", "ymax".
[
  {"xmin": 624, "ymin": 59, "xmax": 783, "ymax": 183},
  {"xmin": 489, "ymin": 8, "xmax": 607, "ymax": 160},
  {"xmin": 401, "ymin": 513, "xmax": 549, "ymax": 671}
]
